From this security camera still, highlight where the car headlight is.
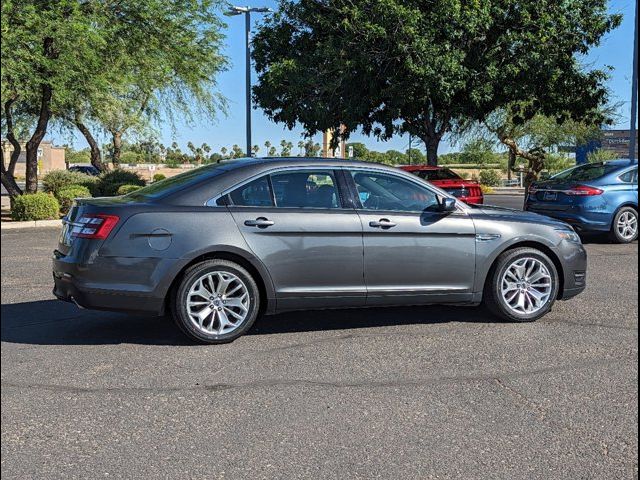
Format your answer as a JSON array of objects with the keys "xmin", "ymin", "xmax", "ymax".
[{"xmin": 555, "ymin": 228, "xmax": 581, "ymax": 244}]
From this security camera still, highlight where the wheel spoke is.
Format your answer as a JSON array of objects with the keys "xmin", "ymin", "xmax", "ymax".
[{"xmin": 501, "ymin": 256, "xmax": 553, "ymax": 315}]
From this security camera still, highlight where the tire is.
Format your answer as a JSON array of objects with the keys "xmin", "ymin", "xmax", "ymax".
[
  {"xmin": 610, "ymin": 207, "xmax": 638, "ymax": 244},
  {"xmin": 171, "ymin": 259, "xmax": 260, "ymax": 344},
  {"xmin": 484, "ymin": 247, "xmax": 560, "ymax": 322}
]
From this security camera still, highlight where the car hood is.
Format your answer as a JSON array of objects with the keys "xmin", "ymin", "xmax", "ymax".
[{"xmin": 469, "ymin": 204, "xmax": 571, "ymax": 228}]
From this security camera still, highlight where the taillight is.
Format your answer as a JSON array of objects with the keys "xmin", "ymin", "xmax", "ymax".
[
  {"xmin": 71, "ymin": 214, "xmax": 120, "ymax": 239},
  {"xmin": 565, "ymin": 185, "xmax": 604, "ymax": 196}
]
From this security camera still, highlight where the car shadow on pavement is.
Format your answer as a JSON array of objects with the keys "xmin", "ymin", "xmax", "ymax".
[{"xmin": 1, "ymin": 299, "xmax": 498, "ymax": 346}]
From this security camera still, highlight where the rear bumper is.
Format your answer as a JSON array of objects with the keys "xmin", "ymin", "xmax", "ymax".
[
  {"xmin": 52, "ymin": 252, "xmax": 169, "ymax": 315},
  {"xmin": 525, "ymin": 205, "xmax": 612, "ymax": 233}
]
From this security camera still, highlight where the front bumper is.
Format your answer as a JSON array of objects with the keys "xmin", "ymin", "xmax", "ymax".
[{"xmin": 554, "ymin": 242, "xmax": 588, "ymax": 300}]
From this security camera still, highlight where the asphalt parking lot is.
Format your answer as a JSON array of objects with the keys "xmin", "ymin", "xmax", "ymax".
[{"xmin": 1, "ymin": 198, "xmax": 638, "ymax": 479}]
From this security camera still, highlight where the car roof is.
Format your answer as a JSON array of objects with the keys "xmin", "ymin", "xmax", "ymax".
[{"xmin": 399, "ymin": 164, "xmax": 444, "ymax": 170}]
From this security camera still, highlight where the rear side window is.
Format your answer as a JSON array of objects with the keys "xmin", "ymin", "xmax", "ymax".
[
  {"xmin": 271, "ymin": 170, "xmax": 340, "ymax": 208},
  {"xmin": 619, "ymin": 168, "xmax": 638, "ymax": 183},
  {"xmin": 229, "ymin": 176, "xmax": 274, "ymax": 206}
]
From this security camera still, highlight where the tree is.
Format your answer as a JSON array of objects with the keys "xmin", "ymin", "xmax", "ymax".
[
  {"xmin": 303, "ymin": 139, "xmax": 321, "ymax": 157},
  {"xmin": 252, "ymin": 0, "xmax": 621, "ymax": 166},
  {"xmin": 482, "ymin": 106, "xmax": 610, "ymax": 186},
  {"xmin": 279, "ymin": 140, "xmax": 293, "ymax": 156},
  {"xmin": 1, "ymin": 1, "xmax": 114, "ymax": 193}
]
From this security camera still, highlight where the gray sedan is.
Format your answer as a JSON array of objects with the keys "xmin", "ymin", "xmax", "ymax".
[{"xmin": 53, "ymin": 158, "xmax": 587, "ymax": 343}]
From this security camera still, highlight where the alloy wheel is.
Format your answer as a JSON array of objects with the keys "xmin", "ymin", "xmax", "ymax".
[
  {"xmin": 500, "ymin": 257, "xmax": 553, "ymax": 315},
  {"xmin": 186, "ymin": 271, "xmax": 250, "ymax": 335},
  {"xmin": 616, "ymin": 211, "xmax": 638, "ymax": 241}
]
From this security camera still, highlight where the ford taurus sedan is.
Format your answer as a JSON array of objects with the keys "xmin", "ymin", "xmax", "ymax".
[{"xmin": 53, "ymin": 158, "xmax": 587, "ymax": 344}]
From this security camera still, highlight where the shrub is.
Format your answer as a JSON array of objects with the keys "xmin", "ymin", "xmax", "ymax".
[
  {"xmin": 116, "ymin": 184, "xmax": 143, "ymax": 195},
  {"xmin": 152, "ymin": 173, "xmax": 166, "ymax": 182},
  {"xmin": 480, "ymin": 184, "xmax": 495, "ymax": 194},
  {"xmin": 479, "ymin": 169, "xmax": 502, "ymax": 187},
  {"xmin": 98, "ymin": 169, "xmax": 145, "ymax": 196},
  {"xmin": 42, "ymin": 170, "xmax": 98, "ymax": 198},
  {"xmin": 11, "ymin": 193, "xmax": 60, "ymax": 221},
  {"xmin": 56, "ymin": 185, "xmax": 91, "ymax": 214}
]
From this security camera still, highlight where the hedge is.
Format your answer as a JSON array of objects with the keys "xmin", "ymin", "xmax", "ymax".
[
  {"xmin": 98, "ymin": 169, "xmax": 146, "ymax": 196},
  {"xmin": 116, "ymin": 184, "xmax": 143, "ymax": 195},
  {"xmin": 479, "ymin": 169, "xmax": 502, "ymax": 187},
  {"xmin": 42, "ymin": 170, "xmax": 99, "ymax": 197},
  {"xmin": 57, "ymin": 185, "xmax": 91, "ymax": 214},
  {"xmin": 152, "ymin": 173, "xmax": 166, "ymax": 182},
  {"xmin": 11, "ymin": 193, "xmax": 60, "ymax": 221}
]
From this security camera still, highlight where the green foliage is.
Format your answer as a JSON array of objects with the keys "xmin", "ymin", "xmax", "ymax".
[
  {"xmin": 98, "ymin": 169, "xmax": 145, "ymax": 196},
  {"xmin": 479, "ymin": 169, "xmax": 502, "ymax": 187},
  {"xmin": 543, "ymin": 154, "xmax": 575, "ymax": 174},
  {"xmin": 11, "ymin": 193, "xmax": 60, "ymax": 221},
  {"xmin": 152, "ymin": 173, "xmax": 166, "ymax": 182},
  {"xmin": 42, "ymin": 170, "xmax": 98, "ymax": 198},
  {"xmin": 120, "ymin": 151, "xmax": 143, "ymax": 165},
  {"xmin": 116, "ymin": 184, "xmax": 143, "ymax": 195},
  {"xmin": 56, "ymin": 185, "xmax": 91, "ymax": 214},
  {"xmin": 253, "ymin": 0, "xmax": 620, "ymax": 164},
  {"xmin": 459, "ymin": 140, "xmax": 499, "ymax": 166},
  {"xmin": 64, "ymin": 147, "xmax": 91, "ymax": 164},
  {"xmin": 587, "ymin": 149, "xmax": 619, "ymax": 163}
]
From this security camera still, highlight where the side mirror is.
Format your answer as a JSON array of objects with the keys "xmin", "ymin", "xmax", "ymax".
[{"xmin": 439, "ymin": 197, "xmax": 457, "ymax": 212}]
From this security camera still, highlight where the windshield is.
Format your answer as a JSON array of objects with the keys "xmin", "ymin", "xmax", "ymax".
[
  {"xmin": 413, "ymin": 169, "xmax": 461, "ymax": 181},
  {"xmin": 125, "ymin": 163, "xmax": 231, "ymax": 199},
  {"xmin": 551, "ymin": 163, "xmax": 620, "ymax": 182}
]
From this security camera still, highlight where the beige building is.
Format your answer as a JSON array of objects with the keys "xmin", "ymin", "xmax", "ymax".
[{"xmin": 1, "ymin": 140, "xmax": 66, "ymax": 177}]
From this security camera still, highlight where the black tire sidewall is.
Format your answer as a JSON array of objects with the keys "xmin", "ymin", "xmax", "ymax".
[
  {"xmin": 611, "ymin": 207, "xmax": 638, "ymax": 244},
  {"xmin": 489, "ymin": 248, "xmax": 559, "ymax": 322},
  {"xmin": 172, "ymin": 260, "xmax": 260, "ymax": 344}
]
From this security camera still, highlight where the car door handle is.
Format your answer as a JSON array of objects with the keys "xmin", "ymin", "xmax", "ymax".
[
  {"xmin": 369, "ymin": 218, "xmax": 397, "ymax": 229},
  {"xmin": 244, "ymin": 217, "xmax": 274, "ymax": 228}
]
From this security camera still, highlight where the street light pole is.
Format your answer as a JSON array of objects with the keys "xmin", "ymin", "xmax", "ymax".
[
  {"xmin": 225, "ymin": 5, "xmax": 272, "ymax": 157},
  {"xmin": 629, "ymin": 0, "xmax": 638, "ymax": 163},
  {"xmin": 244, "ymin": 10, "xmax": 252, "ymax": 157}
]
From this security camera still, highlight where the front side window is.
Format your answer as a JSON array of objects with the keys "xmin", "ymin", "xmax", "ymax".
[
  {"xmin": 270, "ymin": 170, "xmax": 340, "ymax": 208},
  {"xmin": 228, "ymin": 176, "xmax": 273, "ymax": 207},
  {"xmin": 351, "ymin": 171, "xmax": 439, "ymax": 212}
]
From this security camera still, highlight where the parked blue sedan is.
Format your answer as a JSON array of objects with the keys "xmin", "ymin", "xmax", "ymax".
[{"xmin": 525, "ymin": 159, "xmax": 638, "ymax": 243}]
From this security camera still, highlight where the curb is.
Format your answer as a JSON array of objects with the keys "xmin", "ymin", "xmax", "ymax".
[
  {"xmin": 488, "ymin": 188, "xmax": 525, "ymax": 195},
  {"xmin": 1, "ymin": 219, "xmax": 62, "ymax": 230}
]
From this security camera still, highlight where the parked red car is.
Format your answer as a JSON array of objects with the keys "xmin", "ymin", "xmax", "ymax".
[{"xmin": 400, "ymin": 165, "xmax": 484, "ymax": 204}]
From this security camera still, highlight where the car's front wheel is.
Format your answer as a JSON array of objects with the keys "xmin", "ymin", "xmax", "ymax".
[
  {"xmin": 611, "ymin": 207, "xmax": 638, "ymax": 244},
  {"xmin": 484, "ymin": 248, "xmax": 560, "ymax": 322},
  {"xmin": 172, "ymin": 259, "xmax": 260, "ymax": 344}
]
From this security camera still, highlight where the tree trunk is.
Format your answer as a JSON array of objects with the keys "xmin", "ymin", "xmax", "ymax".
[
  {"xmin": 111, "ymin": 131, "xmax": 122, "ymax": 168},
  {"xmin": 425, "ymin": 136, "xmax": 440, "ymax": 166},
  {"xmin": 24, "ymin": 82, "xmax": 53, "ymax": 193},
  {"xmin": 2, "ymin": 97, "xmax": 24, "ymax": 198},
  {"xmin": 75, "ymin": 118, "xmax": 107, "ymax": 172}
]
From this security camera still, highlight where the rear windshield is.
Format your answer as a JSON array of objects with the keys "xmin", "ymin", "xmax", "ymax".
[
  {"xmin": 412, "ymin": 168, "xmax": 461, "ymax": 181},
  {"xmin": 125, "ymin": 163, "xmax": 231, "ymax": 199},
  {"xmin": 551, "ymin": 163, "xmax": 621, "ymax": 182}
]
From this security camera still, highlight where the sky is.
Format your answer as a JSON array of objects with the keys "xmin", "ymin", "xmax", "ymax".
[{"xmin": 53, "ymin": 0, "xmax": 638, "ymax": 155}]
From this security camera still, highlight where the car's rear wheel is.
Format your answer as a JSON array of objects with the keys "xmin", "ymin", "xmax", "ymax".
[
  {"xmin": 484, "ymin": 248, "xmax": 559, "ymax": 322},
  {"xmin": 172, "ymin": 259, "xmax": 260, "ymax": 344},
  {"xmin": 610, "ymin": 207, "xmax": 638, "ymax": 244}
]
